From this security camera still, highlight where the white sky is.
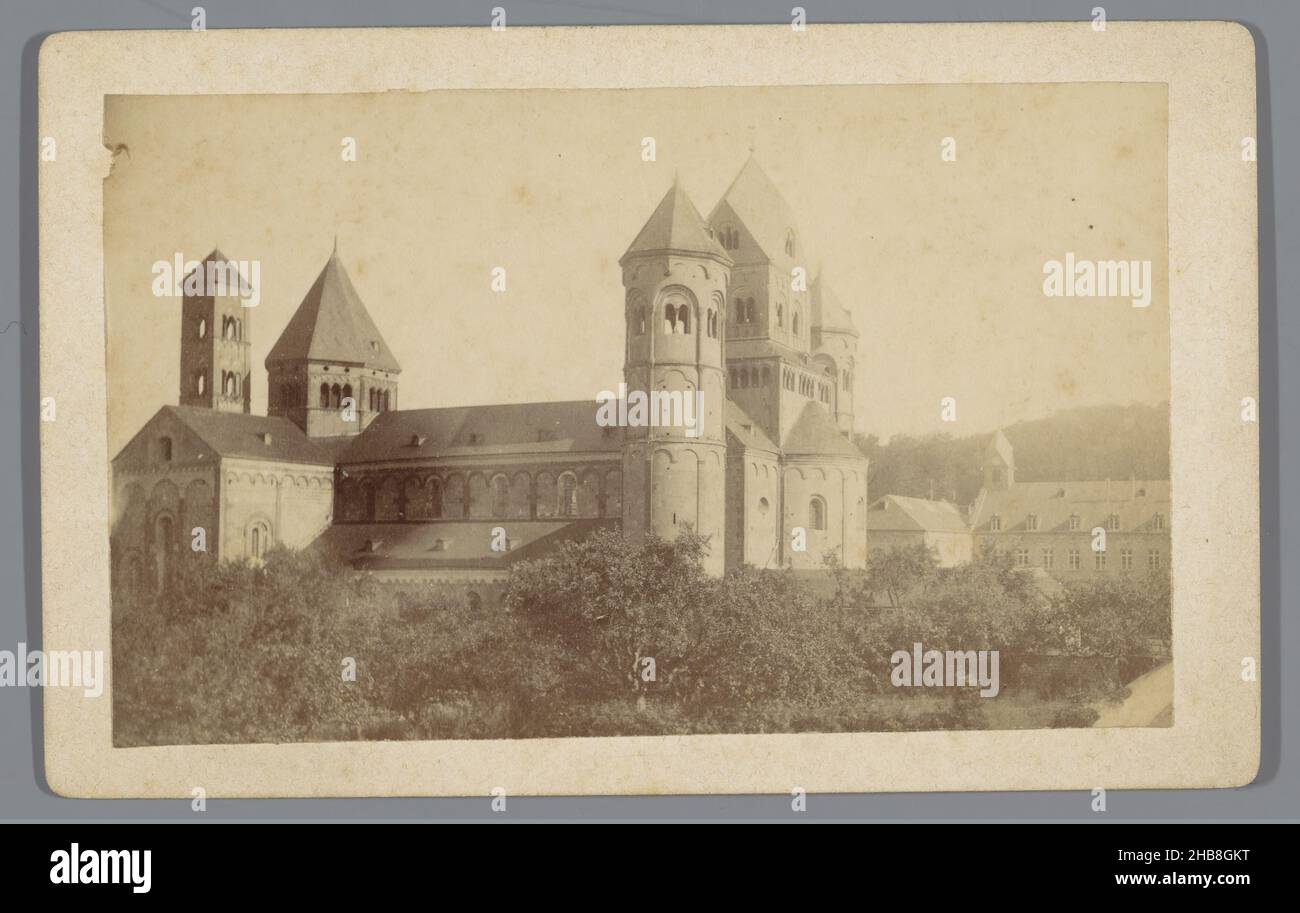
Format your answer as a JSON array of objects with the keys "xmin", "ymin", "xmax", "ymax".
[{"xmin": 105, "ymin": 84, "xmax": 1168, "ymax": 453}]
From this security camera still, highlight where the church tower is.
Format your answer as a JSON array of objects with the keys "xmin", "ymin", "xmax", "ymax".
[
  {"xmin": 810, "ymin": 271, "xmax": 859, "ymax": 435},
  {"xmin": 620, "ymin": 178, "xmax": 731, "ymax": 575},
  {"xmin": 266, "ymin": 245, "xmax": 401, "ymax": 438},
  {"xmin": 178, "ymin": 248, "xmax": 252, "ymax": 413},
  {"xmin": 707, "ymin": 155, "xmax": 819, "ymax": 446},
  {"xmin": 983, "ymin": 430, "xmax": 1016, "ymax": 489}
]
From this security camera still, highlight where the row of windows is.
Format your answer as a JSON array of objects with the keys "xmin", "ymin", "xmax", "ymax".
[
  {"xmin": 781, "ymin": 367, "xmax": 829, "ymax": 402},
  {"xmin": 337, "ymin": 469, "xmax": 620, "ymax": 523},
  {"xmin": 991, "ymin": 512, "xmax": 1166, "ymax": 532},
  {"xmin": 713, "ymin": 224, "xmax": 797, "ymax": 258},
  {"xmin": 189, "ymin": 370, "xmax": 245, "ymax": 398},
  {"xmin": 734, "ymin": 297, "xmax": 802, "ymax": 335},
  {"xmin": 730, "ymin": 364, "xmax": 772, "ymax": 389},
  {"xmin": 1006, "ymin": 547, "xmax": 1163, "ymax": 570},
  {"xmin": 195, "ymin": 316, "xmax": 245, "ymax": 341},
  {"xmin": 630, "ymin": 304, "xmax": 721, "ymax": 339},
  {"xmin": 317, "ymin": 383, "xmax": 392, "ymax": 411},
  {"xmin": 642, "ymin": 294, "xmax": 806, "ymax": 337}
]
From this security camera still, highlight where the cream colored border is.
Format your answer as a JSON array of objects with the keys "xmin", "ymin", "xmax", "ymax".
[{"xmin": 39, "ymin": 22, "xmax": 1259, "ymax": 796}]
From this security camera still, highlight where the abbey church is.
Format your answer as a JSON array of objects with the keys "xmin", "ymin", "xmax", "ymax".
[{"xmin": 110, "ymin": 157, "xmax": 870, "ymax": 595}]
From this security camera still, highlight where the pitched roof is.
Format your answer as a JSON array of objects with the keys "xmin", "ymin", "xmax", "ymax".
[
  {"xmin": 867, "ymin": 495, "xmax": 969, "ymax": 533},
  {"xmin": 339, "ymin": 400, "xmax": 623, "ymax": 464},
  {"xmin": 161, "ymin": 405, "xmax": 336, "ymax": 465},
  {"xmin": 969, "ymin": 479, "xmax": 1172, "ymax": 533},
  {"xmin": 709, "ymin": 155, "xmax": 802, "ymax": 264},
  {"xmin": 266, "ymin": 252, "xmax": 401, "ymax": 372},
  {"xmin": 622, "ymin": 179, "xmax": 731, "ymax": 264},
  {"xmin": 781, "ymin": 401, "xmax": 865, "ymax": 459},
  {"xmin": 811, "ymin": 272, "xmax": 857, "ymax": 335},
  {"xmin": 725, "ymin": 399, "xmax": 780, "ymax": 453}
]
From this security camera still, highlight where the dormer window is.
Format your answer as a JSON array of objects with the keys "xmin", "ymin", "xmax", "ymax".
[
  {"xmin": 158, "ymin": 436, "xmax": 173, "ymax": 462},
  {"xmin": 1107, "ymin": 513, "xmax": 1121, "ymax": 531},
  {"xmin": 1026, "ymin": 513, "xmax": 1038, "ymax": 531},
  {"xmin": 784, "ymin": 229, "xmax": 796, "ymax": 257},
  {"xmin": 1153, "ymin": 512, "xmax": 1165, "ymax": 531},
  {"xmin": 989, "ymin": 514, "xmax": 1002, "ymax": 532},
  {"xmin": 1069, "ymin": 514, "xmax": 1081, "ymax": 531}
]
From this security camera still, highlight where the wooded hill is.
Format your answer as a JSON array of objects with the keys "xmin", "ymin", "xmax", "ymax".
[{"xmin": 856, "ymin": 402, "xmax": 1170, "ymax": 505}]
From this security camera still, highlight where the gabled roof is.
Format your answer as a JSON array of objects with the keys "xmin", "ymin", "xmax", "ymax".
[
  {"xmin": 709, "ymin": 155, "xmax": 802, "ymax": 264},
  {"xmin": 725, "ymin": 398, "xmax": 780, "ymax": 453},
  {"xmin": 867, "ymin": 495, "xmax": 969, "ymax": 533},
  {"xmin": 781, "ymin": 401, "xmax": 865, "ymax": 460},
  {"xmin": 622, "ymin": 179, "xmax": 731, "ymax": 264},
  {"xmin": 969, "ymin": 479, "xmax": 1172, "ymax": 533},
  {"xmin": 339, "ymin": 400, "xmax": 623, "ymax": 464},
  {"xmin": 266, "ymin": 252, "xmax": 401, "ymax": 373},
  {"xmin": 115, "ymin": 405, "xmax": 336, "ymax": 466}
]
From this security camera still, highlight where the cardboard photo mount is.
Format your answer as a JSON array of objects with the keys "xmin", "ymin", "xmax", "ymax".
[{"xmin": 39, "ymin": 22, "xmax": 1259, "ymax": 796}]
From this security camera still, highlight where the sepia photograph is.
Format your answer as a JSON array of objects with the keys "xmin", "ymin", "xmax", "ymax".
[
  {"xmin": 103, "ymin": 82, "xmax": 1174, "ymax": 747},
  {"xmin": 0, "ymin": 0, "xmax": 1281, "ymax": 882}
]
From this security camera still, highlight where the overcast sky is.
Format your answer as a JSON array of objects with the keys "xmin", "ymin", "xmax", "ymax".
[{"xmin": 105, "ymin": 84, "xmax": 1168, "ymax": 453}]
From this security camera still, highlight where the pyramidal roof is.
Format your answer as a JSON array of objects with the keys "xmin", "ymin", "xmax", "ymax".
[
  {"xmin": 622, "ymin": 178, "xmax": 731, "ymax": 264},
  {"xmin": 709, "ymin": 155, "xmax": 802, "ymax": 263},
  {"xmin": 267, "ymin": 250, "xmax": 401, "ymax": 373},
  {"xmin": 182, "ymin": 247, "xmax": 252, "ymax": 294}
]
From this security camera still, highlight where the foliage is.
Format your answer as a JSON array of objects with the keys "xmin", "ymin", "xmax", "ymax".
[
  {"xmin": 112, "ymin": 533, "xmax": 1171, "ymax": 746},
  {"xmin": 857, "ymin": 402, "xmax": 1170, "ymax": 502}
]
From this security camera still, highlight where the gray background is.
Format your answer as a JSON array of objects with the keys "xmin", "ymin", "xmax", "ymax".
[{"xmin": 0, "ymin": 0, "xmax": 1290, "ymax": 821}]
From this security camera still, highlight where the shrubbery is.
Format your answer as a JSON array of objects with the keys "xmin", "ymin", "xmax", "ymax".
[{"xmin": 112, "ymin": 532, "xmax": 1171, "ymax": 745}]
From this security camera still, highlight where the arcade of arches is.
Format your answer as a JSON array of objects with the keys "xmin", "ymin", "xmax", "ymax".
[{"xmin": 336, "ymin": 466, "xmax": 624, "ymax": 523}]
